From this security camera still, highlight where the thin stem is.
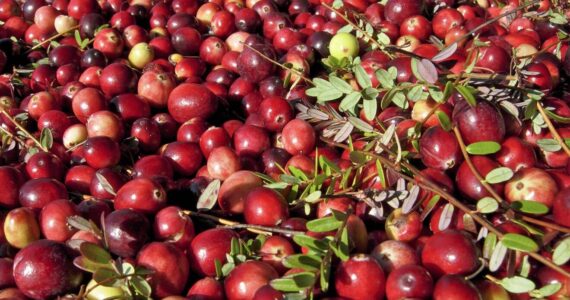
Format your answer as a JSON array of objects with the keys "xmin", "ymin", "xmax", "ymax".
[
  {"xmin": 0, "ymin": 109, "xmax": 48, "ymax": 152},
  {"xmin": 445, "ymin": 72, "xmax": 518, "ymax": 82},
  {"xmin": 184, "ymin": 210, "xmax": 287, "ymax": 235},
  {"xmin": 27, "ymin": 25, "xmax": 80, "ymax": 52},
  {"xmin": 521, "ymin": 215, "xmax": 570, "ymax": 234},
  {"xmin": 221, "ymin": 224, "xmax": 304, "ymax": 235},
  {"xmin": 537, "ymin": 101, "xmax": 570, "ymax": 156},
  {"xmin": 452, "ymin": 126, "xmax": 506, "ymax": 204}
]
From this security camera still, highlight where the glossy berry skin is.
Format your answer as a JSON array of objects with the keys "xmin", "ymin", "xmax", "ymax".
[
  {"xmin": 386, "ymin": 265, "xmax": 434, "ymax": 300},
  {"xmin": 114, "ymin": 178, "xmax": 167, "ymax": 214},
  {"xmin": 495, "ymin": 137, "xmax": 536, "ymax": 171},
  {"xmin": 39, "ymin": 199, "xmax": 78, "ymax": 242},
  {"xmin": 13, "ymin": 240, "xmax": 83, "ymax": 300},
  {"xmin": 334, "ymin": 254, "xmax": 386, "ymax": 300},
  {"xmin": 104, "ymin": 209, "xmax": 150, "ymax": 258},
  {"xmin": 224, "ymin": 261, "xmax": 279, "ymax": 300},
  {"xmin": 433, "ymin": 275, "xmax": 482, "ymax": 300},
  {"xmin": 553, "ymin": 188, "xmax": 570, "ymax": 227},
  {"xmin": 187, "ymin": 277, "xmax": 225, "ymax": 299},
  {"xmin": 371, "ymin": 240, "xmax": 420, "ymax": 274},
  {"xmin": 258, "ymin": 96, "xmax": 293, "ymax": 132},
  {"xmin": 153, "ymin": 206, "xmax": 195, "ymax": 249},
  {"xmin": 419, "ymin": 126, "xmax": 462, "ymax": 170},
  {"xmin": 83, "ymin": 136, "xmax": 121, "ymax": 169},
  {"xmin": 168, "ymin": 83, "xmax": 219, "ymax": 123},
  {"xmin": 505, "ymin": 167, "xmax": 558, "ymax": 208},
  {"xmin": 384, "ymin": 0, "xmax": 423, "ymax": 24},
  {"xmin": 281, "ymin": 119, "xmax": 316, "ymax": 156},
  {"xmin": 455, "ymin": 156, "xmax": 505, "ymax": 201},
  {"xmin": 244, "ymin": 187, "xmax": 289, "ymax": 226},
  {"xmin": 189, "ymin": 228, "xmax": 239, "ymax": 277},
  {"xmin": 19, "ymin": 178, "xmax": 68, "ymax": 210},
  {"xmin": 421, "ymin": 230, "xmax": 479, "ymax": 278},
  {"xmin": 162, "ymin": 142, "xmax": 204, "ymax": 177},
  {"xmin": 137, "ymin": 242, "xmax": 190, "ymax": 298},
  {"xmin": 233, "ymin": 124, "xmax": 271, "ymax": 157},
  {"xmin": 453, "ymin": 100, "xmax": 506, "ymax": 145},
  {"xmin": 0, "ymin": 166, "xmax": 23, "ymax": 208}
]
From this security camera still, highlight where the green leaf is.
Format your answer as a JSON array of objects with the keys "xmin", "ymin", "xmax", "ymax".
[
  {"xmin": 349, "ymin": 151, "xmax": 368, "ymax": 164},
  {"xmin": 337, "ymin": 24, "xmax": 353, "ymax": 33},
  {"xmin": 292, "ymin": 235, "xmax": 328, "ymax": 253},
  {"xmin": 80, "ymin": 242, "xmax": 112, "ymax": 265},
  {"xmin": 392, "ymin": 91, "xmax": 407, "ymax": 109},
  {"xmin": 270, "ymin": 272, "xmax": 316, "ymax": 292},
  {"xmin": 501, "ymin": 233, "xmax": 539, "ymax": 252},
  {"xmin": 348, "ymin": 116, "xmax": 373, "ymax": 132},
  {"xmin": 477, "ymin": 197, "xmax": 499, "ymax": 214},
  {"xmin": 73, "ymin": 256, "xmax": 102, "ymax": 273},
  {"xmin": 361, "ymin": 87, "xmax": 379, "ymax": 101},
  {"xmin": 131, "ymin": 275, "xmax": 152, "ymax": 297},
  {"xmin": 74, "ymin": 30, "xmax": 83, "ymax": 46},
  {"xmin": 329, "ymin": 76, "xmax": 353, "ymax": 94},
  {"xmin": 428, "ymin": 86, "xmax": 444, "ymax": 103},
  {"xmin": 544, "ymin": 109, "xmax": 570, "ymax": 124},
  {"xmin": 442, "ymin": 81, "xmax": 455, "ymax": 102},
  {"xmin": 197, "ymin": 179, "xmax": 221, "ymax": 210},
  {"xmin": 304, "ymin": 191, "xmax": 322, "ymax": 203},
  {"xmin": 363, "ymin": 99, "xmax": 377, "ymax": 121},
  {"xmin": 289, "ymin": 166, "xmax": 309, "ymax": 181},
  {"xmin": 93, "ymin": 267, "xmax": 118, "ymax": 287},
  {"xmin": 407, "ymin": 85, "xmax": 423, "ymax": 102},
  {"xmin": 436, "ymin": 111, "xmax": 451, "ymax": 131},
  {"xmin": 320, "ymin": 255, "xmax": 331, "ymax": 292},
  {"xmin": 485, "ymin": 167, "xmax": 513, "ymax": 184},
  {"xmin": 282, "ymin": 254, "xmax": 322, "ymax": 271},
  {"xmin": 280, "ymin": 174, "xmax": 302, "ymax": 185},
  {"xmin": 265, "ymin": 182, "xmax": 289, "ymax": 189},
  {"xmin": 537, "ymin": 139, "xmax": 562, "ymax": 152},
  {"xmin": 483, "ymin": 232, "xmax": 497, "ymax": 259},
  {"xmin": 489, "ymin": 241, "xmax": 507, "ymax": 272},
  {"xmin": 466, "ymin": 141, "xmax": 501, "ymax": 155},
  {"xmin": 339, "ymin": 92, "xmax": 362, "ymax": 112},
  {"xmin": 353, "ymin": 64, "xmax": 371, "ymax": 88},
  {"xmin": 536, "ymin": 283, "xmax": 562, "ymax": 297},
  {"xmin": 306, "ymin": 216, "xmax": 342, "ymax": 232},
  {"xmin": 456, "ymin": 85, "xmax": 477, "ymax": 107},
  {"xmin": 375, "ymin": 69, "xmax": 394, "ymax": 88},
  {"xmin": 40, "ymin": 127, "xmax": 53, "ymax": 149},
  {"xmin": 553, "ymin": 237, "xmax": 570, "ymax": 266},
  {"xmin": 511, "ymin": 200, "xmax": 549, "ymax": 215},
  {"xmin": 333, "ymin": 226, "xmax": 350, "ymax": 261},
  {"xmin": 500, "ymin": 276, "xmax": 536, "ymax": 294},
  {"xmin": 317, "ymin": 89, "xmax": 344, "ymax": 103}
]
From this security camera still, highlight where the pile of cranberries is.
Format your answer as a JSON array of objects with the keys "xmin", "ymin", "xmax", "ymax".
[{"xmin": 0, "ymin": 0, "xmax": 569, "ymax": 298}]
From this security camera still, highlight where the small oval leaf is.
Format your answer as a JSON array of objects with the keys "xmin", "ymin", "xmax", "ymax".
[
  {"xmin": 306, "ymin": 216, "xmax": 342, "ymax": 232},
  {"xmin": 197, "ymin": 179, "xmax": 221, "ymax": 210},
  {"xmin": 501, "ymin": 233, "xmax": 539, "ymax": 252},
  {"xmin": 511, "ymin": 200, "xmax": 549, "ymax": 215},
  {"xmin": 417, "ymin": 59, "xmax": 438, "ymax": 84},
  {"xmin": 477, "ymin": 197, "xmax": 499, "ymax": 214},
  {"xmin": 432, "ymin": 43, "xmax": 458, "ymax": 62},
  {"xmin": 438, "ymin": 203, "xmax": 454, "ymax": 231},
  {"xmin": 485, "ymin": 167, "xmax": 514, "ymax": 184},
  {"xmin": 489, "ymin": 241, "xmax": 507, "ymax": 272},
  {"xmin": 466, "ymin": 141, "xmax": 501, "ymax": 155},
  {"xmin": 500, "ymin": 276, "xmax": 536, "ymax": 294},
  {"xmin": 553, "ymin": 237, "xmax": 570, "ymax": 266}
]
